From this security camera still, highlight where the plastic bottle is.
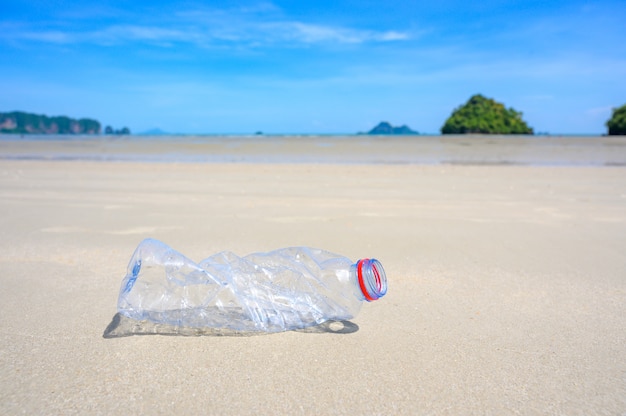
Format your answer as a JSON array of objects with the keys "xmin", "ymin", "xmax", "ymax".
[{"xmin": 116, "ymin": 238, "xmax": 387, "ymax": 333}]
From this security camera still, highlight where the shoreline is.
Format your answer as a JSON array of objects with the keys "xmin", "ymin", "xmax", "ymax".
[{"xmin": 1, "ymin": 134, "xmax": 626, "ymax": 166}]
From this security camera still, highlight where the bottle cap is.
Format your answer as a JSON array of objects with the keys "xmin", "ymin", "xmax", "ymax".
[{"xmin": 356, "ymin": 258, "xmax": 387, "ymax": 301}]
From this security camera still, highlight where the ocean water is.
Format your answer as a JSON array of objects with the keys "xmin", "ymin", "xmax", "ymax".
[{"xmin": 1, "ymin": 134, "xmax": 625, "ymax": 166}]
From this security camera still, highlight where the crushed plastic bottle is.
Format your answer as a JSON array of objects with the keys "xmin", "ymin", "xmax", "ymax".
[{"xmin": 115, "ymin": 238, "xmax": 387, "ymax": 333}]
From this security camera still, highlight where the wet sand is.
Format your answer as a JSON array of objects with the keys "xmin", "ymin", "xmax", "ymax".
[
  {"xmin": 2, "ymin": 134, "xmax": 626, "ymax": 165},
  {"xmin": 1, "ymin": 139, "xmax": 625, "ymax": 414}
]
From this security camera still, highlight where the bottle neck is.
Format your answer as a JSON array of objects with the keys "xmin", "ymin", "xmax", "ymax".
[{"xmin": 355, "ymin": 258, "xmax": 387, "ymax": 301}]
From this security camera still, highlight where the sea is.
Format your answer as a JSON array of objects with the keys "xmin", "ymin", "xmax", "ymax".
[{"xmin": 1, "ymin": 134, "xmax": 625, "ymax": 166}]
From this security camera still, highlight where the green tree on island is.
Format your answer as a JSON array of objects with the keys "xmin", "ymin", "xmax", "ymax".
[
  {"xmin": 606, "ymin": 104, "xmax": 626, "ymax": 135},
  {"xmin": 441, "ymin": 94, "xmax": 533, "ymax": 134}
]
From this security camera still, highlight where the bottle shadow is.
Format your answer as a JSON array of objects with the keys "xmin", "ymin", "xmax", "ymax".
[{"xmin": 103, "ymin": 313, "xmax": 359, "ymax": 338}]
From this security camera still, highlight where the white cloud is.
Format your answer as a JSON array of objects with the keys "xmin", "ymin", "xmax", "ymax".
[
  {"xmin": 377, "ymin": 31, "xmax": 410, "ymax": 41},
  {"xmin": 259, "ymin": 21, "xmax": 391, "ymax": 44},
  {"xmin": 90, "ymin": 25, "xmax": 196, "ymax": 45},
  {"xmin": 1, "ymin": 6, "xmax": 410, "ymax": 48},
  {"xmin": 282, "ymin": 22, "xmax": 360, "ymax": 43}
]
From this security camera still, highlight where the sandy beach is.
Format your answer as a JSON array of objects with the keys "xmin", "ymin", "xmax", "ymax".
[{"xmin": 1, "ymin": 138, "xmax": 625, "ymax": 414}]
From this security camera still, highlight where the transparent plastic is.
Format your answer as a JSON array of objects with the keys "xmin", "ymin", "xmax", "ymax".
[{"xmin": 116, "ymin": 238, "xmax": 387, "ymax": 333}]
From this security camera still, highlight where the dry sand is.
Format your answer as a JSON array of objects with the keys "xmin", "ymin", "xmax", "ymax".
[{"xmin": 1, "ymin": 149, "xmax": 625, "ymax": 414}]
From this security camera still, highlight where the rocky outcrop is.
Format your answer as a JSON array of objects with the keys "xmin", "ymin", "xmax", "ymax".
[
  {"xmin": 363, "ymin": 121, "xmax": 418, "ymax": 135},
  {"xmin": 0, "ymin": 111, "xmax": 101, "ymax": 134}
]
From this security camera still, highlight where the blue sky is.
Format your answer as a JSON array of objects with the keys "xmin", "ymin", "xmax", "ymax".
[{"xmin": 1, "ymin": 0, "xmax": 625, "ymax": 134}]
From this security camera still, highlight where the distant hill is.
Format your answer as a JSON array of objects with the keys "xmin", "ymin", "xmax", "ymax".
[
  {"xmin": 138, "ymin": 128, "xmax": 169, "ymax": 135},
  {"xmin": 0, "ymin": 111, "xmax": 101, "ymax": 134},
  {"xmin": 362, "ymin": 121, "xmax": 419, "ymax": 135}
]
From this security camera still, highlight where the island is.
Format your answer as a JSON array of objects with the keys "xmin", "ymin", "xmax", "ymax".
[
  {"xmin": 104, "ymin": 126, "xmax": 131, "ymax": 135},
  {"xmin": 361, "ymin": 121, "xmax": 419, "ymax": 135},
  {"xmin": 441, "ymin": 94, "xmax": 533, "ymax": 135},
  {"xmin": 0, "ymin": 111, "xmax": 101, "ymax": 134},
  {"xmin": 606, "ymin": 103, "xmax": 626, "ymax": 135}
]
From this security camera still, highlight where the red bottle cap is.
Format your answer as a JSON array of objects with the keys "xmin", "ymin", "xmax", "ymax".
[{"xmin": 357, "ymin": 258, "xmax": 387, "ymax": 301}]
